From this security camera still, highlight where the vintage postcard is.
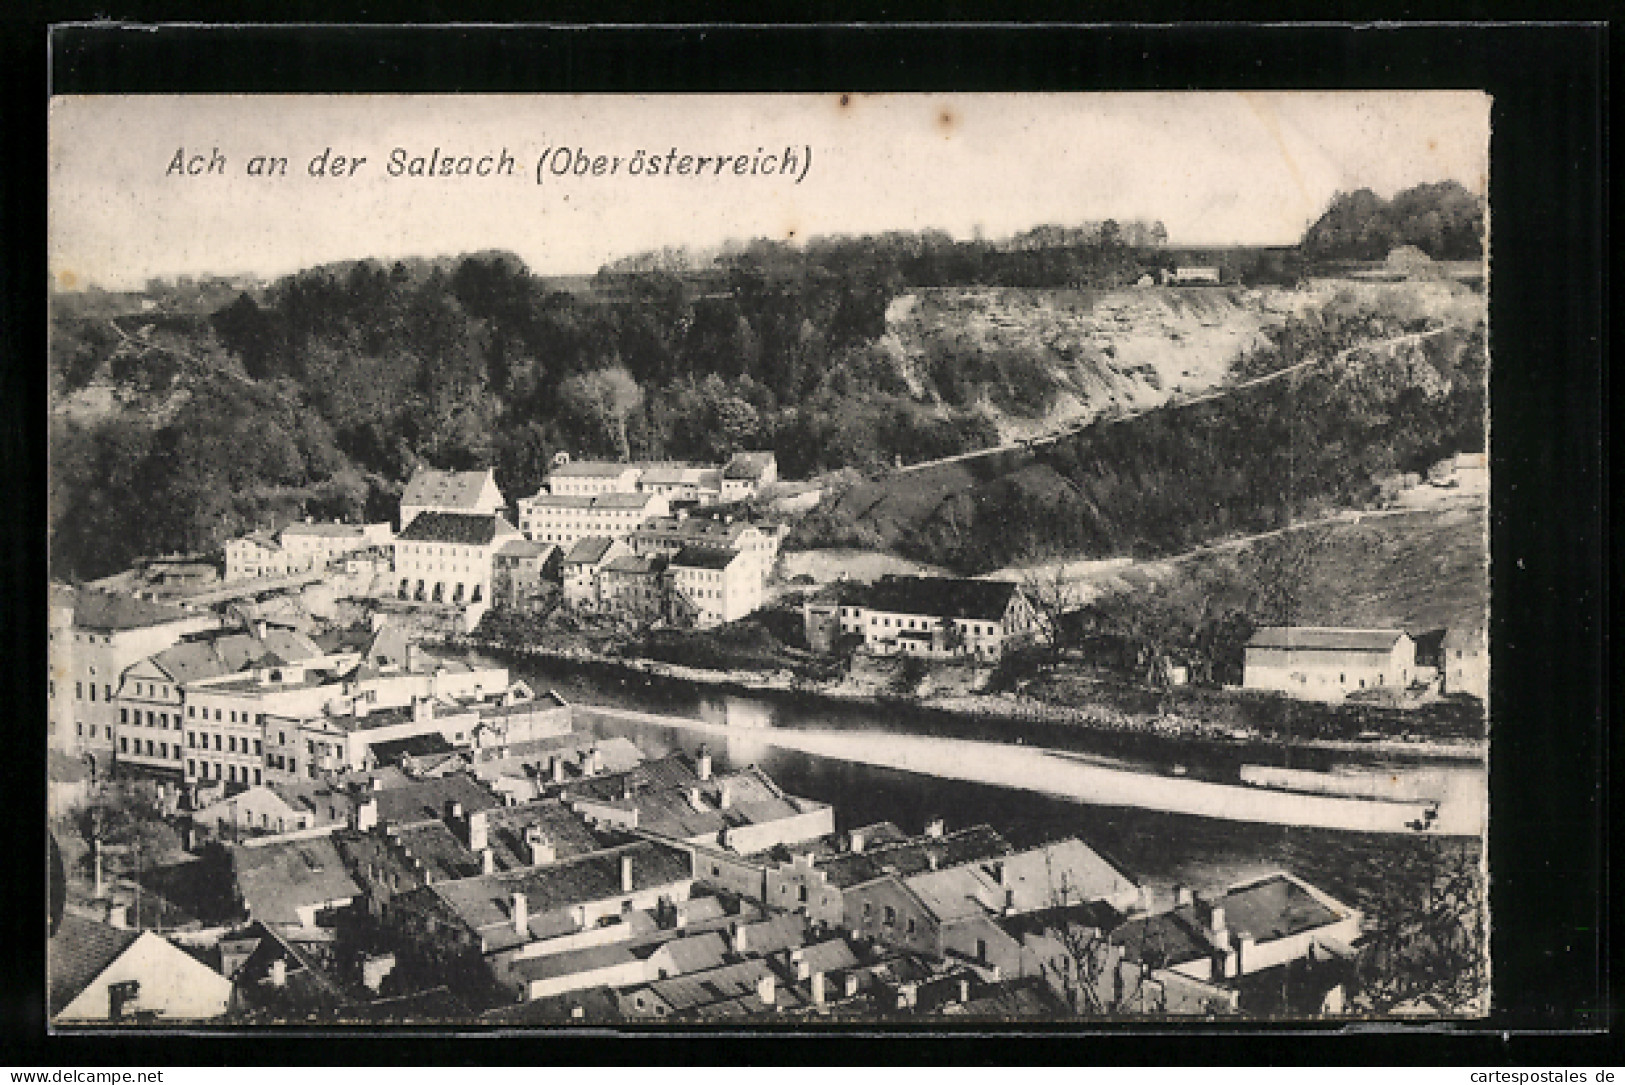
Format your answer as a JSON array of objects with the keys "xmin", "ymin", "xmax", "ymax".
[{"xmin": 47, "ymin": 92, "xmax": 1490, "ymax": 1027}]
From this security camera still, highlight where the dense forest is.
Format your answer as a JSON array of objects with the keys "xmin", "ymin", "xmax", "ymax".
[
  {"xmin": 1300, "ymin": 181, "xmax": 1485, "ymax": 262},
  {"xmin": 49, "ymin": 183, "xmax": 1485, "ymax": 582},
  {"xmin": 803, "ymin": 314, "xmax": 1486, "ymax": 573}
]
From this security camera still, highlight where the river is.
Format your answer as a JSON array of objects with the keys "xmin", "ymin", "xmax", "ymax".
[{"xmin": 495, "ymin": 652, "xmax": 1486, "ymax": 920}]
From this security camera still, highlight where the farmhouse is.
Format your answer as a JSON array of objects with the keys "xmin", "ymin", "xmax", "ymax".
[
  {"xmin": 805, "ymin": 576, "xmax": 1039, "ymax": 661},
  {"xmin": 1242, "ymin": 627, "xmax": 1417, "ymax": 700}
]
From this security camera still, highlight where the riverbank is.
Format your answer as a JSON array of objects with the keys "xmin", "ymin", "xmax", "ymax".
[
  {"xmin": 572, "ymin": 704, "xmax": 1485, "ymax": 836},
  {"xmin": 446, "ymin": 634, "xmax": 1487, "ymax": 765}
]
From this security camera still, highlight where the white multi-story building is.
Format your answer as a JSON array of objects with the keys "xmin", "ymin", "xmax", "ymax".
[
  {"xmin": 399, "ymin": 467, "xmax": 506, "ymax": 532},
  {"xmin": 49, "ymin": 586, "xmax": 219, "ymax": 770},
  {"xmin": 802, "ymin": 576, "xmax": 1039, "ymax": 661},
  {"xmin": 114, "ymin": 625, "xmax": 328, "ymax": 784},
  {"xmin": 393, "ymin": 511, "xmax": 522, "ymax": 607},
  {"xmin": 560, "ymin": 536, "xmax": 631, "ymax": 611},
  {"xmin": 635, "ymin": 463, "xmax": 724, "ymax": 505},
  {"xmin": 630, "ymin": 510, "xmax": 786, "ymax": 593},
  {"xmin": 278, "ymin": 521, "xmax": 394, "ymax": 572},
  {"xmin": 517, "ymin": 490, "xmax": 669, "ymax": 549},
  {"xmin": 667, "ymin": 547, "xmax": 756, "ymax": 628},
  {"xmin": 223, "ymin": 532, "xmax": 292, "ymax": 582},
  {"xmin": 720, "ymin": 451, "xmax": 778, "ymax": 501},
  {"xmin": 544, "ymin": 460, "xmax": 642, "ymax": 497}
]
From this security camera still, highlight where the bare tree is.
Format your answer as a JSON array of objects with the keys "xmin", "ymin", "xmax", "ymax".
[{"xmin": 1351, "ymin": 839, "xmax": 1488, "ymax": 1016}]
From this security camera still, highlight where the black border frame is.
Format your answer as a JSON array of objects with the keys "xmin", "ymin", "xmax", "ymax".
[{"xmin": 3, "ymin": 16, "xmax": 1610, "ymax": 1066}]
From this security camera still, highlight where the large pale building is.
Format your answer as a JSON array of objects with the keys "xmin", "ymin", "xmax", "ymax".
[
  {"xmin": 517, "ymin": 490, "xmax": 670, "ymax": 549},
  {"xmin": 394, "ymin": 511, "xmax": 522, "ymax": 608},
  {"xmin": 49, "ymin": 586, "xmax": 219, "ymax": 769},
  {"xmin": 399, "ymin": 468, "xmax": 506, "ymax": 532},
  {"xmin": 803, "ymin": 576, "xmax": 1039, "ymax": 661},
  {"xmin": 1242, "ymin": 627, "xmax": 1417, "ymax": 701}
]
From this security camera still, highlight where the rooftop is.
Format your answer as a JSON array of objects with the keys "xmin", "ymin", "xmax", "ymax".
[
  {"xmin": 549, "ymin": 461, "xmax": 641, "ymax": 478},
  {"xmin": 48, "ymin": 915, "xmax": 141, "ymax": 1016},
  {"xmin": 1246, "ymin": 627, "xmax": 1410, "ymax": 652},
  {"xmin": 281, "ymin": 522, "xmax": 378, "ymax": 538},
  {"xmin": 563, "ymin": 536, "xmax": 617, "ymax": 566},
  {"xmin": 401, "ymin": 469, "xmax": 498, "ymax": 511},
  {"xmin": 813, "ymin": 825, "xmax": 1012, "ymax": 890},
  {"xmin": 496, "ymin": 538, "xmax": 553, "ymax": 559},
  {"xmin": 670, "ymin": 546, "xmax": 742, "ymax": 571},
  {"xmin": 64, "ymin": 589, "xmax": 207, "ymax": 633},
  {"xmin": 231, "ymin": 837, "xmax": 362, "ymax": 927},
  {"xmin": 426, "ymin": 840, "xmax": 694, "ymax": 938},
  {"xmin": 397, "ymin": 511, "xmax": 517, "ymax": 547},
  {"xmin": 367, "ymin": 774, "xmax": 503, "ymax": 827},
  {"xmin": 856, "ymin": 576, "xmax": 1023, "ymax": 622}
]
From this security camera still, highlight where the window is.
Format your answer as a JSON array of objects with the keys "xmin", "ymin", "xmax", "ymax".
[
  {"xmin": 76, "ymin": 722, "xmax": 84, "ymax": 737},
  {"xmin": 862, "ymin": 901, "xmax": 873, "ymax": 919},
  {"xmin": 884, "ymin": 905, "xmax": 897, "ymax": 926},
  {"xmin": 120, "ymin": 708, "xmax": 128, "ymax": 724},
  {"xmin": 254, "ymin": 769, "xmax": 262, "ymax": 785},
  {"xmin": 907, "ymin": 918, "xmax": 917, "ymax": 935},
  {"xmin": 188, "ymin": 733, "xmax": 195, "ymax": 748},
  {"xmin": 120, "ymin": 737, "xmax": 128, "ymax": 753},
  {"xmin": 104, "ymin": 684, "xmax": 112, "ymax": 701},
  {"xmin": 188, "ymin": 706, "xmax": 195, "ymax": 718},
  {"xmin": 75, "ymin": 682, "xmax": 83, "ymax": 700},
  {"xmin": 159, "ymin": 743, "xmax": 167, "ymax": 759},
  {"xmin": 254, "ymin": 740, "xmax": 262, "ymax": 755},
  {"xmin": 289, "ymin": 759, "xmax": 296, "ymax": 774},
  {"xmin": 215, "ymin": 709, "xmax": 222, "ymax": 720},
  {"xmin": 188, "ymin": 759, "xmax": 196, "ymax": 776},
  {"xmin": 214, "ymin": 734, "xmax": 222, "ymax": 751}
]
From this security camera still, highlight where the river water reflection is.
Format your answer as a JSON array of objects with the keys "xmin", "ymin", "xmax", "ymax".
[{"xmin": 499, "ymin": 652, "xmax": 1483, "ymax": 919}]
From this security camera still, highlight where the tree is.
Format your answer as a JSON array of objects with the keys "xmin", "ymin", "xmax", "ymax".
[{"xmin": 1351, "ymin": 839, "xmax": 1487, "ymax": 1015}]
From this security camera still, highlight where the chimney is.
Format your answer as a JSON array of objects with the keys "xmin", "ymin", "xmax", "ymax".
[
  {"xmin": 269, "ymin": 958, "xmax": 286, "ymax": 988},
  {"xmin": 107, "ymin": 903, "xmax": 129, "ymax": 930},
  {"xmin": 843, "ymin": 972, "xmax": 860, "ymax": 999},
  {"xmin": 1003, "ymin": 888, "xmax": 1017, "ymax": 916},
  {"xmin": 1135, "ymin": 883, "xmax": 1155, "ymax": 914},
  {"xmin": 1176, "ymin": 885, "xmax": 1195, "ymax": 909},
  {"xmin": 357, "ymin": 797, "xmax": 378, "ymax": 832},
  {"xmin": 371, "ymin": 776, "xmax": 384, "ymax": 791},
  {"xmin": 620, "ymin": 852, "xmax": 635, "ymax": 894},
  {"xmin": 688, "ymin": 786, "xmax": 706, "ymax": 812},
  {"xmin": 924, "ymin": 818, "xmax": 945, "ymax": 839},
  {"xmin": 481, "ymin": 848, "xmax": 495, "ymax": 875},
  {"xmin": 849, "ymin": 829, "xmax": 866, "ymax": 854},
  {"xmin": 993, "ymin": 861, "xmax": 1009, "ymax": 887},
  {"xmin": 468, "ymin": 810, "xmax": 489, "ymax": 852},
  {"xmin": 413, "ymin": 696, "xmax": 432, "ymax": 724},
  {"xmin": 570, "ymin": 1004, "xmax": 585, "ymax": 1020},
  {"xmin": 551, "ymin": 756, "xmax": 566, "ymax": 784},
  {"xmin": 811, "ymin": 971, "xmax": 826, "ymax": 1005},
  {"xmin": 511, "ymin": 892, "xmax": 528, "ymax": 935},
  {"xmin": 1209, "ymin": 904, "xmax": 1227, "ymax": 938},
  {"xmin": 731, "ymin": 922, "xmax": 749, "ymax": 955},
  {"xmin": 696, "ymin": 745, "xmax": 712, "ymax": 781},
  {"xmin": 926, "ymin": 852, "xmax": 940, "ymax": 871},
  {"xmin": 526, "ymin": 826, "xmax": 555, "ymax": 867},
  {"xmin": 791, "ymin": 949, "xmax": 810, "ymax": 981},
  {"xmin": 958, "ymin": 977, "xmax": 972, "ymax": 1004},
  {"xmin": 1236, "ymin": 932, "xmax": 1255, "ymax": 974},
  {"xmin": 447, "ymin": 800, "xmax": 464, "ymax": 823},
  {"xmin": 755, "ymin": 971, "xmax": 776, "ymax": 1008},
  {"xmin": 718, "ymin": 783, "xmax": 733, "ymax": 810}
]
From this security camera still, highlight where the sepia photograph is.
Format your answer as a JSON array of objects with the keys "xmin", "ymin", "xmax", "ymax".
[{"xmin": 46, "ymin": 90, "xmax": 1493, "ymax": 1029}]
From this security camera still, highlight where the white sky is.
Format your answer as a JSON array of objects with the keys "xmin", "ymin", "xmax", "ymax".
[{"xmin": 49, "ymin": 92, "xmax": 1489, "ymax": 290}]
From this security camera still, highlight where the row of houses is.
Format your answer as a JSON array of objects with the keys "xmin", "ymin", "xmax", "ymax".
[{"xmin": 51, "ymin": 741, "xmax": 1363, "ymax": 1023}]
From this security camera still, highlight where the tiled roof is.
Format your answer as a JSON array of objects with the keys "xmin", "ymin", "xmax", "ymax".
[
  {"xmin": 511, "ymin": 942, "xmax": 641, "ymax": 984},
  {"xmin": 48, "ymin": 915, "xmax": 142, "ymax": 1015},
  {"xmin": 670, "ymin": 546, "xmax": 741, "ymax": 571},
  {"xmin": 231, "ymin": 837, "xmax": 362, "ymax": 927},
  {"xmin": 528, "ymin": 491, "xmax": 659, "ymax": 510},
  {"xmin": 569, "ymin": 765, "xmax": 806, "ymax": 842},
  {"xmin": 561, "ymin": 753, "xmax": 702, "ymax": 802},
  {"xmin": 855, "ymin": 576, "xmax": 1021, "ymax": 622},
  {"xmin": 1246, "ymin": 627, "xmax": 1408, "ymax": 652},
  {"xmin": 903, "ymin": 838, "xmax": 1135, "ymax": 922},
  {"xmin": 563, "ymin": 536, "xmax": 617, "ymax": 565},
  {"xmin": 66, "ymin": 589, "xmax": 205, "ymax": 633},
  {"xmin": 428, "ymin": 841, "xmax": 694, "ymax": 937},
  {"xmin": 549, "ymin": 461, "xmax": 640, "ymax": 478},
  {"xmin": 368, "ymin": 774, "xmax": 502, "ymax": 827},
  {"xmin": 397, "ymin": 512, "xmax": 516, "ymax": 547},
  {"xmin": 281, "ymin": 522, "xmax": 373, "ymax": 538},
  {"xmin": 654, "ymin": 930, "xmax": 730, "ymax": 975},
  {"xmin": 603, "ymin": 554, "xmax": 662, "ymax": 576},
  {"xmin": 476, "ymin": 798, "xmax": 612, "ymax": 870},
  {"xmin": 734, "ymin": 912, "xmax": 808, "ymax": 956},
  {"xmin": 1214, "ymin": 874, "xmax": 1344, "ymax": 943},
  {"xmin": 784, "ymin": 937, "xmax": 860, "ymax": 978},
  {"xmin": 634, "ymin": 517, "xmax": 752, "ymax": 546},
  {"xmin": 816, "ymin": 825, "xmax": 1012, "ymax": 890},
  {"xmin": 639, "ymin": 957, "xmax": 776, "ymax": 1014},
  {"xmin": 401, "ymin": 469, "xmax": 496, "ymax": 511},
  {"xmin": 369, "ymin": 733, "xmax": 456, "ymax": 764},
  {"xmin": 496, "ymin": 538, "xmax": 551, "ymax": 559}
]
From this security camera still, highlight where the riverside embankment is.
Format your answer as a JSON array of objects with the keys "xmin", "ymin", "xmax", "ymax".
[{"xmin": 570, "ymin": 703, "xmax": 1484, "ymax": 837}]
